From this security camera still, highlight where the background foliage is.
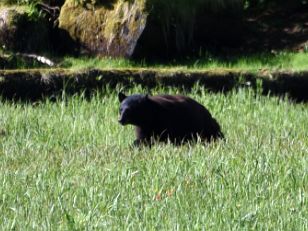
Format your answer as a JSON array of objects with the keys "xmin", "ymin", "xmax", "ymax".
[{"xmin": 2, "ymin": 0, "xmax": 307, "ymax": 9}]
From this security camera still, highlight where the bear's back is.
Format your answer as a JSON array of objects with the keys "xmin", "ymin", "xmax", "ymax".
[
  {"xmin": 148, "ymin": 95, "xmax": 213, "ymax": 132},
  {"xmin": 149, "ymin": 95, "xmax": 211, "ymax": 118}
]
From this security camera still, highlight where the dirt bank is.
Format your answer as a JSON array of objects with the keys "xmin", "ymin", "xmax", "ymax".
[{"xmin": 0, "ymin": 68, "xmax": 307, "ymax": 102}]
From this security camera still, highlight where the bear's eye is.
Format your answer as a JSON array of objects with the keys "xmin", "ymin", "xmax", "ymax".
[{"xmin": 120, "ymin": 107, "xmax": 130, "ymax": 114}]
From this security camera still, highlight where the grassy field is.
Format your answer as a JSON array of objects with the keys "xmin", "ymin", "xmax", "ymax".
[
  {"xmin": 0, "ymin": 86, "xmax": 307, "ymax": 230},
  {"xmin": 2, "ymin": 51, "xmax": 308, "ymax": 72},
  {"xmin": 60, "ymin": 52, "xmax": 308, "ymax": 72}
]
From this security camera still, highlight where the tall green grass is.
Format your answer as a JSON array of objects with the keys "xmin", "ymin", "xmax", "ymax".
[
  {"xmin": 60, "ymin": 56, "xmax": 135, "ymax": 70},
  {"xmin": 190, "ymin": 52, "xmax": 308, "ymax": 71},
  {"xmin": 0, "ymin": 86, "xmax": 307, "ymax": 230}
]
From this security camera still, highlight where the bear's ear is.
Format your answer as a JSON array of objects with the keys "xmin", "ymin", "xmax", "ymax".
[{"xmin": 118, "ymin": 92, "xmax": 127, "ymax": 102}]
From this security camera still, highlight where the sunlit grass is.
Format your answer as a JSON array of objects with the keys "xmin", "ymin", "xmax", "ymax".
[
  {"xmin": 60, "ymin": 52, "xmax": 308, "ymax": 72},
  {"xmin": 0, "ymin": 86, "xmax": 307, "ymax": 230},
  {"xmin": 60, "ymin": 56, "xmax": 136, "ymax": 70},
  {"xmin": 3, "ymin": 51, "xmax": 307, "ymax": 72}
]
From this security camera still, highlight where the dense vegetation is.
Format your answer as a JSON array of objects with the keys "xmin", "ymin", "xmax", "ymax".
[
  {"xmin": 2, "ymin": 0, "xmax": 307, "ymax": 8},
  {"xmin": 1, "ymin": 0, "xmax": 307, "ymax": 60},
  {"xmin": 0, "ymin": 86, "xmax": 307, "ymax": 229}
]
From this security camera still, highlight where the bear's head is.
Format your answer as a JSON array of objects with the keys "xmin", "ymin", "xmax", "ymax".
[{"xmin": 118, "ymin": 92, "xmax": 150, "ymax": 126}]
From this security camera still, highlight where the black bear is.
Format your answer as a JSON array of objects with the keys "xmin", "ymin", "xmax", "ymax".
[{"xmin": 118, "ymin": 92, "xmax": 224, "ymax": 145}]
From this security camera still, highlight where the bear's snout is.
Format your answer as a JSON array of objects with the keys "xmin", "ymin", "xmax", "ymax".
[
  {"xmin": 118, "ymin": 118, "xmax": 125, "ymax": 125},
  {"xmin": 118, "ymin": 107, "xmax": 132, "ymax": 125},
  {"xmin": 118, "ymin": 115, "xmax": 129, "ymax": 125}
]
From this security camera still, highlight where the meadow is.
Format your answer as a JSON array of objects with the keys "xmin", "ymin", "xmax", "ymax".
[
  {"xmin": 60, "ymin": 52, "xmax": 308, "ymax": 72},
  {"xmin": 0, "ymin": 86, "xmax": 307, "ymax": 230}
]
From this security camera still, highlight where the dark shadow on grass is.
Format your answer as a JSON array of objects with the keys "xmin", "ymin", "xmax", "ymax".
[{"xmin": 0, "ymin": 69, "xmax": 307, "ymax": 103}]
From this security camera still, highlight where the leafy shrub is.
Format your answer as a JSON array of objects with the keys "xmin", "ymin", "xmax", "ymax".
[{"xmin": 1, "ymin": 0, "xmax": 42, "ymax": 6}]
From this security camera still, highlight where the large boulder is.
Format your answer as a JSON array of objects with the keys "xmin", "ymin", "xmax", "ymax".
[
  {"xmin": 58, "ymin": 0, "xmax": 147, "ymax": 57},
  {"xmin": 0, "ymin": 6, "xmax": 50, "ymax": 53},
  {"xmin": 58, "ymin": 0, "xmax": 244, "ymax": 58}
]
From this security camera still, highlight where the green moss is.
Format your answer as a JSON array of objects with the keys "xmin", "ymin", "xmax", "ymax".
[
  {"xmin": 58, "ymin": 0, "xmax": 147, "ymax": 56},
  {"xmin": 104, "ymin": 0, "xmax": 146, "ymax": 37},
  {"xmin": 0, "ymin": 5, "xmax": 50, "ymax": 53},
  {"xmin": 59, "ymin": 0, "xmax": 111, "ymax": 42}
]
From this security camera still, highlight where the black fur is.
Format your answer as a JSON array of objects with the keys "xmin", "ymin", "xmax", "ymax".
[{"xmin": 118, "ymin": 92, "xmax": 224, "ymax": 145}]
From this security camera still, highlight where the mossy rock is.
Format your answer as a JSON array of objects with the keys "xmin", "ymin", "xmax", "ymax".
[
  {"xmin": 58, "ymin": 0, "xmax": 244, "ymax": 58},
  {"xmin": 0, "ymin": 6, "xmax": 50, "ymax": 53},
  {"xmin": 58, "ymin": 0, "xmax": 147, "ymax": 57}
]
